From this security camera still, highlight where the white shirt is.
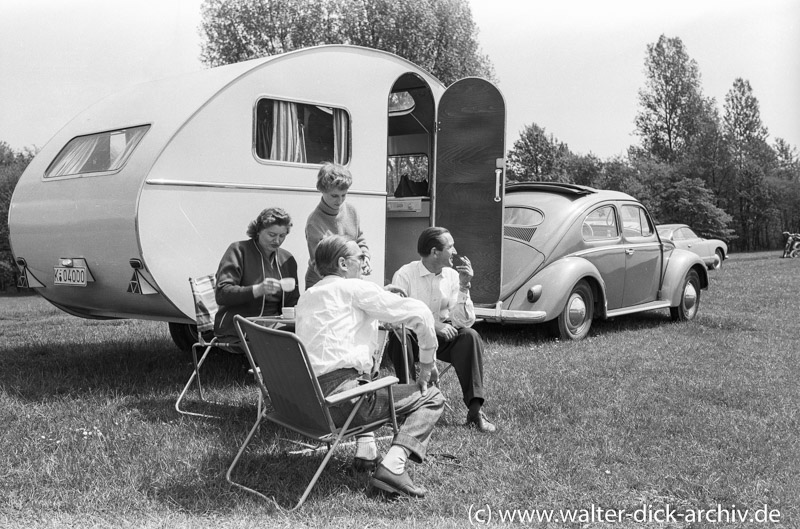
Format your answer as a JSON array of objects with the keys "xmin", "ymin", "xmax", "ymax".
[
  {"xmin": 296, "ymin": 276, "xmax": 438, "ymax": 376},
  {"xmin": 392, "ymin": 260, "xmax": 475, "ymax": 328}
]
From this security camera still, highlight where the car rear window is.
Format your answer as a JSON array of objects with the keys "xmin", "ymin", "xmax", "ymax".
[
  {"xmin": 504, "ymin": 206, "xmax": 544, "ymax": 242},
  {"xmin": 505, "ymin": 207, "xmax": 544, "ymax": 226}
]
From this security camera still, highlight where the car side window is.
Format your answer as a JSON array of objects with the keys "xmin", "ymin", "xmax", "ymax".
[
  {"xmin": 621, "ymin": 205, "xmax": 656, "ymax": 239},
  {"xmin": 582, "ymin": 205, "xmax": 619, "ymax": 241}
]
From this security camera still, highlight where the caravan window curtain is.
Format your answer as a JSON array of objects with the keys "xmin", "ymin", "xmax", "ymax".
[
  {"xmin": 270, "ymin": 101, "xmax": 307, "ymax": 163},
  {"xmin": 254, "ymin": 98, "xmax": 350, "ymax": 165},
  {"xmin": 332, "ymin": 108, "xmax": 349, "ymax": 164}
]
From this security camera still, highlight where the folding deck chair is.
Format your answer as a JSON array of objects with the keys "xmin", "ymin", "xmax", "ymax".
[
  {"xmin": 175, "ymin": 275, "xmax": 241, "ymax": 419},
  {"xmin": 227, "ymin": 315, "xmax": 401, "ymax": 511}
]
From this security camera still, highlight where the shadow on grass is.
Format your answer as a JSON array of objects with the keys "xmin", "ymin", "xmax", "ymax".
[
  {"xmin": 0, "ymin": 337, "xmax": 252, "ymax": 406},
  {"xmin": 152, "ymin": 423, "xmax": 385, "ymax": 513},
  {"xmin": 126, "ymin": 395, "xmax": 256, "ymax": 424}
]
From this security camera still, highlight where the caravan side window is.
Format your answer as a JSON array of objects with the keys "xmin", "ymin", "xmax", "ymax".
[
  {"xmin": 255, "ymin": 98, "xmax": 350, "ymax": 165},
  {"xmin": 45, "ymin": 125, "xmax": 150, "ymax": 178}
]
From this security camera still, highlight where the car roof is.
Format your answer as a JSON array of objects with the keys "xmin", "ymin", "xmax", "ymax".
[
  {"xmin": 506, "ymin": 181, "xmax": 597, "ymax": 196},
  {"xmin": 505, "ymin": 181, "xmax": 636, "ymax": 203}
]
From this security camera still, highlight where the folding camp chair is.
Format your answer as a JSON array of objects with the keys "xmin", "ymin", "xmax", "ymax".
[
  {"xmin": 175, "ymin": 275, "xmax": 241, "ymax": 419},
  {"xmin": 227, "ymin": 315, "xmax": 400, "ymax": 511}
]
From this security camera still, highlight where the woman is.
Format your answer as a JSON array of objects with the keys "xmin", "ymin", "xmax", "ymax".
[
  {"xmin": 304, "ymin": 162, "xmax": 371, "ymax": 289},
  {"xmin": 214, "ymin": 207, "xmax": 299, "ymax": 342}
]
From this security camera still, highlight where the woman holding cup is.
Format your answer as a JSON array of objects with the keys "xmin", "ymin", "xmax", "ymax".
[{"xmin": 214, "ymin": 207, "xmax": 300, "ymax": 343}]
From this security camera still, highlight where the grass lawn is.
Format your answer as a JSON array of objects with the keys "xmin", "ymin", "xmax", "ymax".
[{"xmin": 0, "ymin": 252, "xmax": 797, "ymax": 528}]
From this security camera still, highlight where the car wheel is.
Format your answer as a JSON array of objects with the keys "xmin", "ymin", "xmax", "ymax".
[
  {"xmin": 551, "ymin": 280, "xmax": 594, "ymax": 340},
  {"xmin": 168, "ymin": 322, "xmax": 198, "ymax": 353},
  {"xmin": 670, "ymin": 269, "xmax": 700, "ymax": 321},
  {"xmin": 713, "ymin": 249, "xmax": 724, "ymax": 270}
]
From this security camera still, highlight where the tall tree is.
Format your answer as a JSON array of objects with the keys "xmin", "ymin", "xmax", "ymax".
[
  {"xmin": 635, "ymin": 35, "xmax": 705, "ymax": 162},
  {"xmin": 772, "ymin": 138, "xmax": 799, "ymax": 182},
  {"xmin": 722, "ymin": 78, "xmax": 775, "ymax": 250},
  {"xmin": 506, "ymin": 123, "xmax": 569, "ymax": 182},
  {"xmin": 723, "ymin": 78, "xmax": 771, "ymax": 168},
  {"xmin": 199, "ymin": 0, "xmax": 494, "ymax": 85}
]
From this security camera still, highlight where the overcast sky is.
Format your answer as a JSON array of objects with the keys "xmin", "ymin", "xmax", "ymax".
[{"xmin": 1, "ymin": 0, "xmax": 798, "ymax": 159}]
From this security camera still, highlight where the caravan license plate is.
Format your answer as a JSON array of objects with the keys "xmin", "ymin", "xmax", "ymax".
[{"xmin": 54, "ymin": 266, "xmax": 87, "ymax": 286}]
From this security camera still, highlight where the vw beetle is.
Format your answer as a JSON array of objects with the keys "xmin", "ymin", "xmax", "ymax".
[{"xmin": 474, "ymin": 182, "xmax": 710, "ymax": 339}]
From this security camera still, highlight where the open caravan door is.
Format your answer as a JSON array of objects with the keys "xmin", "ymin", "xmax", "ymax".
[{"xmin": 434, "ymin": 78, "xmax": 505, "ymax": 305}]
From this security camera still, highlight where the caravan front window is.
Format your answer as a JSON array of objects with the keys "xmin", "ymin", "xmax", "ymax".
[
  {"xmin": 255, "ymin": 98, "xmax": 350, "ymax": 165},
  {"xmin": 45, "ymin": 125, "xmax": 150, "ymax": 178}
]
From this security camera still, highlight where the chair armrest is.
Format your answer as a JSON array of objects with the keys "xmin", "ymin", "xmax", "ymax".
[{"xmin": 324, "ymin": 376, "xmax": 399, "ymax": 405}]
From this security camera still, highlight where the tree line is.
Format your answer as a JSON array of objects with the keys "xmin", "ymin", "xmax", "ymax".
[
  {"xmin": 507, "ymin": 35, "xmax": 800, "ymax": 251},
  {"xmin": 0, "ymin": 143, "xmax": 35, "ymax": 290},
  {"xmin": 2, "ymin": 4, "xmax": 797, "ymax": 281}
]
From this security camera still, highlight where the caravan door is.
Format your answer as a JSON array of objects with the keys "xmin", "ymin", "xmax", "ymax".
[{"xmin": 434, "ymin": 78, "xmax": 505, "ymax": 305}]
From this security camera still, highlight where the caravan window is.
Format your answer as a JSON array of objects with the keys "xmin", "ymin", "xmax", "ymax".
[
  {"xmin": 255, "ymin": 98, "xmax": 350, "ymax": 165},
  {"xmin": 45, "ymin": 125, "xmax": 150, "ymax": 178}
]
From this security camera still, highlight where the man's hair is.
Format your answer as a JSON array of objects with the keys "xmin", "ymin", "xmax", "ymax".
[
  {"xmin": 316, "ymin": 162, "xmax": 353, "ymax": 192},
  {"xmin": 417, "ymin": 226, "xmax": 450, "ymax": 256},
  {"xmin": 246, "ymin": 207, "xmax": 292, "ymax": 239},
  {"xmin": 314, "ymin": 234, "xmax": 352, "ymax": 277}
]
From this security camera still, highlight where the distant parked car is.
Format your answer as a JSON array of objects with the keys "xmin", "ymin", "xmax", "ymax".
[
  {"xmin": 656, "ymin": 224, "xmax": 728, "ymax": 270},
  {"xmin": 782, "ymin": 232, "xmax": 800, "ymax": 258},
  {"xmin": 474, "ymin": 183, "xmax": 710, "ymax": 340}
]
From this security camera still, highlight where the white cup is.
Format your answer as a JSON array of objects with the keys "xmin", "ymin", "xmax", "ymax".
[
  {"xmin": 279, "ymin": 277, "xmax": 296, "ymax": 292},
  {"xmin": 282, "ymin": 307, "xmax": 296, "ymax": 319}
]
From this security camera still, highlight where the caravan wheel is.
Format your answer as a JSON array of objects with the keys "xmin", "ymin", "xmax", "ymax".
[{"xmin": 168, "ymin": 322, "xmax": 198, "ymax": 353}]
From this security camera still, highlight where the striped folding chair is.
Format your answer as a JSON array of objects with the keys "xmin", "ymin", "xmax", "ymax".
[{"xmin": 175, "ymin": 274, "xmax": 241, "ymax": 418}]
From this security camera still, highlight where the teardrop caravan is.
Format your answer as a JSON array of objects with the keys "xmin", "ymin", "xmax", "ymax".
[{"xmin": 9, "ymin": 45, "xmax": 506, "ymax": 349}]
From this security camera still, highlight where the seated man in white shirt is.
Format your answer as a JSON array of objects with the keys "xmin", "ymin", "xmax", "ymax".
[
  {"xmin": 295, "ymin": 234, "xmax": 444, "ymax": 498},
  {"xmin": 387, "ymin": 227, "xmax": 496, "ymax": 433}
]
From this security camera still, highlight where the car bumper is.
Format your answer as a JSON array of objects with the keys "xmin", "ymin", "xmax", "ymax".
[{"xmin": 474, "ymin": 306, "xmax": 547, "ymax": 323}]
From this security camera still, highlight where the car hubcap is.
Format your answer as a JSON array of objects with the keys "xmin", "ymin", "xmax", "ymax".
[
  {"xmin": 567, "ymin": 295, "xmax": 587, "ymax": 330},
  {"xmin": 683, "ymin": 282, "xmax": 697, "ymax": 314}
]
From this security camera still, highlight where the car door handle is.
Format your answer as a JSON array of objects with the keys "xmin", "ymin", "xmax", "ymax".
[{"xmin": 625, "ymin": 248, "xmax": 635, "ymax": 255}]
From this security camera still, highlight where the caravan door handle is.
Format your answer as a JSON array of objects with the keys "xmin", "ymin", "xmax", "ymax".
[
  {"xmin": 625, "ymin": 248, "xmax": 635, "ymax": 255},
  {"xmin": 494, "ymin": 158, "xmax": 504, "ymax": 203}
]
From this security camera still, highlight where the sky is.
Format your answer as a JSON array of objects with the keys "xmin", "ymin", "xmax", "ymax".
[{"xmin": 1, "ymin": 0, "xmax": 798, "ymax": 159}]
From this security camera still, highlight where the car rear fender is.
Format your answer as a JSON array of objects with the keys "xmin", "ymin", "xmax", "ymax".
[
  {"xmin": 661, "ymin": 249, "xmax": 709, "ymax": 305},
  {"xmin": 506, "ymin": 256, "xmax": 606, "ymax": 320}
]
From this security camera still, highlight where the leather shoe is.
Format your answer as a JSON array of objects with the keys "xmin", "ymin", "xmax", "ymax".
[
  {"xmin": 352, "ymin": 455, "xmax": 382, "ymax": 473},
  {"xmin": 370, "ymin": 465, "xmax": 426, "ymax": 498},
  {"xmin": 466, "ymin": 410, "xmax": 497, "ymax": 433}
]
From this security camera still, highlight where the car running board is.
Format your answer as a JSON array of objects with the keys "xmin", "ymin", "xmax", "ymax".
[{"xmin": 605, "ymin": 301, "xmax": 672, "ymax": 318}]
